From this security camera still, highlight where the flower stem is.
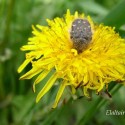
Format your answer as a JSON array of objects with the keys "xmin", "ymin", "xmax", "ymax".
[{"xmin": 77, "ymin": 83, "xmax": 122, "ymax": 125}]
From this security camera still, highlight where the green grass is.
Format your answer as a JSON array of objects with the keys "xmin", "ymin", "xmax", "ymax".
[{"xmin": 0, "ymin": 0, "xmax": 125, "ymax": 125}]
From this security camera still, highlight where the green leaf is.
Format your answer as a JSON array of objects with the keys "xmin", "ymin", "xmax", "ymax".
[
  {"xmin": 12, "ymin": 94, "xmax": 35, "ymax": 124},
  {"xmin": 100, "ymin": 0, "xmax": 125, "ymax": 28},
  {"xmin": 79, "ymin": 0, "xmax": 108, "ymax": 16}
]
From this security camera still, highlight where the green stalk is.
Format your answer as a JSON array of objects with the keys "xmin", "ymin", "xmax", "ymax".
[
  {"xmin": 77, "ymin": 97, "xmax": 102, "ymax": 125},
  {"xmin": 1, "ymin": 0, "xmax": 15, "ymax": 51},
  {"xmin": 0, "ymin": 0, "xmax": 5, "ymax": 17},
  {"xmin": 0, "ymin": 63, "xmax": 4, "ymax": 99},
  {"xmin": 77, "ymin": 84, "xmax": 122, "ymax": 125},
  {"xmin": 0, "ymin": 0, "xmax": 15, "ymax": 101}
]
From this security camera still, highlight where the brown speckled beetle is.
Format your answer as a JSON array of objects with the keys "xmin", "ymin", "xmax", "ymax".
[{"xmin": 70, "ymin": 19, "xmax": 92, "ymax": 53}]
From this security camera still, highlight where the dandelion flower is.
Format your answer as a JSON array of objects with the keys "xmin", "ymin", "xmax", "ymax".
[{"xmin": 18, "ymin": 10, "xmax": 125, "ymax": 108}]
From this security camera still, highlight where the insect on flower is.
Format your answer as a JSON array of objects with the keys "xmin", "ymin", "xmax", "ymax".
[{"xmin": 70, "ymin": 19, "xmax": 92, "ymax": 53}]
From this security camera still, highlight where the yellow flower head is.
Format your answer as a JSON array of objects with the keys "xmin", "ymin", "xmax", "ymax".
[{"xmin": 18, "ymin": 10, "xmax": 125, "ymax": 108}]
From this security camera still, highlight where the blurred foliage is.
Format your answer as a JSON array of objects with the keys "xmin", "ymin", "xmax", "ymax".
[{"xmin": 0, "ymin": 0, "xmax": 125, "ymax": 125}]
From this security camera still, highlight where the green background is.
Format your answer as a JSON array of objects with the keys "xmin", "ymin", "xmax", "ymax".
[{"xmin": 0, "ymin": 0, "xmax": 125, "ymax": 125}]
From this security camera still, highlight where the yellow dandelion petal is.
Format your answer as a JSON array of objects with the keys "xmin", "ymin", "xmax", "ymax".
[
  {"xmin": 34, "ymin": 70, "xmax": 50, "ymax": 85},
  {"xmin": 33, "ymin": 70, "xmax": 50, "ymax": 92},
  {"xmin": 20, "ymin": 67, "xmax": 42, "ymax": 80},
  {"xmin": 52, "ymin": 81, "xmax": 66, "ymax": 108},
  {"xmin": 83, "ymin": 87, "xmax": 91, "ymax": 98},
  {"xmin": 18, "ymin": 9, "xmax": 125, "ymax": 108},
  {"xmin": 74, "ymin": 11, "xmax": 79, "ymax": 18},
  {"xmin": 83, "ymin": 73, "xmax": 89, "ymax": 84},
  {"xmin": 18, "ymin": 58, "xmax": 32, "ymax": 73},
  {"xmin": 71, "ymin": 49, "xmax": 78, "ymax": 56},
  {"xmin": 21, "ymin": 45, "xmax": 38, "ymax": 51},
  {"xmin": 36, "ymin": 73, "xmax": 58, "ymax": 103},
  {"xmin": 71, "ymin": 85, "xmax": 76, "ymax": 94}
]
